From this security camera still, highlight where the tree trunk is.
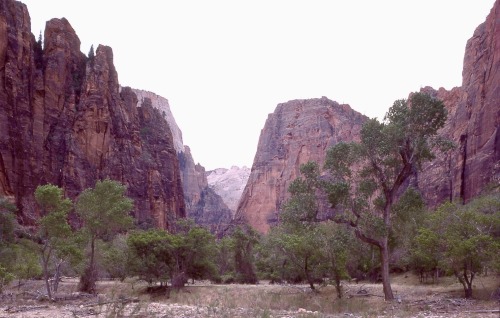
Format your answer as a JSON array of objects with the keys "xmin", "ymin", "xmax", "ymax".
[
  {"xmin": 42, "ymin": 261, "xmax": 52, "ymax": 300},
  {"xmin": 456, "ymin": 269, "xmax": 474, "ymax": 299},
  {"xmin": 171, "ymin": 271, "xmax": 187, "ymax": 289},
  {"xmin": 334, "ymin": 272, "xmax": 342, "ymax": 299},
  {"xmin": 464, "ymin": 284, "xmax": 473, "ymax": 299},
  {"xmin": 41, "ymin": 245, "xmax": 52, "ymax": 300},
  {"xmin": 52, "ymin": 259, "xmax": 63, "ymax": 293},
  {"xmin": 304, "ymin": 257, "xmax": 315, "ymax": 291},
  {"xmin": 380, "ymin": 241, "xmax": 394, "ymax": 300},
  {"xmin": 79, "ymin": 237, "xmax": 97, "ymax": 293}
]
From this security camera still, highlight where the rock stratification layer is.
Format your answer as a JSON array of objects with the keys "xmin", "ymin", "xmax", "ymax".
[
  {"xmin": 235, "ymin": 97, "xmax": 367, "ymax": 233},
  {"xmin": 0, "ymin": 1, "xmax": 185, "ymax": 228}
]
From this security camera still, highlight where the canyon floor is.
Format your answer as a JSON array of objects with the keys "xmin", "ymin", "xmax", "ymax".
[{"xmin": 0, "ymin": 274, "xmax": 499, "ymax": 318}]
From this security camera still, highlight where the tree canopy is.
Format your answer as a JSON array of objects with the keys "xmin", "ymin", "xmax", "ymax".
[
  {"xmin": 35, "ymin": 184, "xmax": 79, "ymax": 299},
  {"xmin": 296, "ymin": 92, "xmax": 450, "ymax": 300},
  {"xmin": 76, "ymin": 179, "xmax": 134, "ymax": 293},
  {"xmin": 412, "ymin": 194, "xmax": 500, "ymax": 298}
]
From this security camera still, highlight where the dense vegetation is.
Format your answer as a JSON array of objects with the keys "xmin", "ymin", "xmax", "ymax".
[{"xmin": 0, "ymin": 93, "xmax": 498, "ymax": 301}]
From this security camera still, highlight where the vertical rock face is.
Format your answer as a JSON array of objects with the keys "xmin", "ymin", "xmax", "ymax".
[
  {"xmin": 0, "ymin": 1, "xmax": 185, "ymax": 228},
  {"xmin": 0, "ymin": 0, "xmax": 42, "ymax": 211},
  {"xmin": 455, "ymin": 0, "xmax": 500, "ymax": 201},
  {"xmin": 237, "ymin": 1, "xmax": 499, "ymax": 233},
  {"xmin": 178, "ymin": 146, "xmax": 233, "ymax": 231},
  {"xmin": 131, "ymin": 89, "xmax": 184, "ymax": 153},
  {"xmin": 131, "ymin": 89, "xmax": 232, "ymax": 230},
  {"xmin": 417, "ymin": 0, "xmax": 500, "ymax": 206},
  {"xmin": 235, "ymin": 97, "xmax": 367, "ymax": 233}
]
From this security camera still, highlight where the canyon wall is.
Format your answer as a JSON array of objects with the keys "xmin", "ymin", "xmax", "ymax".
[
  {"xmin": 236, "ymin": 0, "xmax": 499, "ymax": 234},
  {"xmin": 235, "ymin": 97, "xmax": 367, "ymax": 233},
  {"xmin": 132, "ymin": 89, "xmax": 232, "ymax": 230},
  {"xmin": 416, "ymin": 0, "xmax": 499, "ymax": 206},
  {"xmin": 0, "ymin": 1, "xmax": 185, "ymax": 228}
]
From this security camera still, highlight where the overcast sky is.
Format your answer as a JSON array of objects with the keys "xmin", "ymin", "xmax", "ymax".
[{"xmin": 22, "ymin": 0, "xmax": 495, "ymax": 170}]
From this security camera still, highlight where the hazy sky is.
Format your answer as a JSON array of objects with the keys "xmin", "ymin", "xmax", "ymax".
[{"xmin": 22, "ymin": 0, "xmax": 495, "ymax": 170}]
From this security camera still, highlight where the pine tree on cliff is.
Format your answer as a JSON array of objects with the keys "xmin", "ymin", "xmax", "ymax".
[
  {"xmin": 34, "ymin": 31, "xmax": 43, "ymax": 69},
  {"xmin": 88, "ymin": 44, "xmax": 95, "ymax": 64}
]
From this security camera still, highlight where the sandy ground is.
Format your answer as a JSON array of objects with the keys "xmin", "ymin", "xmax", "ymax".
[{"xmin": 0, "ymin": 275, "xmax": 499, "ymax": 317}]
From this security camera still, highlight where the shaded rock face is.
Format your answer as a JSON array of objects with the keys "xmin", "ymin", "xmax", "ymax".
[
  {"xmin": 131, "ymin": 89, "xmax": 232, "ymax": 230},
  {"xmin": 206, "ymin": 166, "xmax": 250, "ymax": 214},
  {"xmin": 417, "ymin": 0, "xmax": 500, "ymax": 206},
  {"xmin": 0, "ymin": 1, "xmax": 185, "ymax": 228},
  {"xmin": 131, "ymin": 89, "xmax": 184, "ymax": 153},
  {"xmin": 178, "ymin": 146, "xmax": 232, "ymax": 232},
  {"xmin": 235, "ymin": 97, "xmax": 367, "ymax": 233}
]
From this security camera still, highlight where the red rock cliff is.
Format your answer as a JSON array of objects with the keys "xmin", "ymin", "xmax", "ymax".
[
  {"xmin": 235, "ymin": 97, "xmax": 367, "ymax": 233},
  {"xmin": 0, "ymin": 1, "xmax": 185, "ymax": 228},
  {"xmin": 237, "ymin": 0, "xmax": 499, "ymax": 234},
  {"xmin": 416, "ymin": 0, "xmax": 500, "ymax": 206}
]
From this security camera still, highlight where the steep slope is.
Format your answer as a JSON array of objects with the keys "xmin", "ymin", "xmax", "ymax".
[
  {"xmin": 235, "ymin": 97, "xmax": 367, "ymax": 233},
  {"xmin": 237, "ymin": 0, "xmax": 499, "ymax": 234},
  {"xmin": 131, "ymin": 89, "xmax": 184, "ymax": 153},
  {"xmin": 0, "ymin": 1, "xmax": 185, "ymax": 228},
  {"xmin": 131, "ymin": 89, "xmax": 232, "ymax": 230},
  {"xmin": 206, "ymin": 166, "xmax": 250, "ymax": 214},
  {"xmin": 178, "ymin": 146, "xmax": 232, "ymax": 231},
  {"xmin": 416, "ymin": 0, "xmax": 500, "ymax": 206}
]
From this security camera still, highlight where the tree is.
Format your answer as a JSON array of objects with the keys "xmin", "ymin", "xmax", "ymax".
[
  {"xmin": 317, "ymin": 221, "xmax": 352, "ymax": 298},
  {"xmin": 99, "ymin": 234, "xmax": 129, "ymax": 281},
  {"xmin": 231, "ymin": 226, "xmax": 259, "ymax": 284},
  {"xmin": 389, "ymin": 187, "xmax": 426, "ymax": 271},
  {"xmin": 34, "ymin": 31, "xmax": 43, "ymax": 69},
  {"xmin": 321, "ymin": 92, "xmax": 450, "ymax": 300},
  {"xmin": 410, "ymin": 227, "xmax": 441, "ymax": 283},
  {"xmin": 88, "ymin": 44, "xmax": 95, "ymax": 60},
  {"xmin": 35, "ymin": 184, "xmax": 80, "ymax": 299},
  {"xmin": 415, "ymin": 195, "xmax": 500, "ymax": 298},
  {"xmin": 76, "ymin": 179, "xmax": 134, "ymax": 293},
  {"xmin": 0, "ymin": 197, "xmax": 17, "ymax": 293},
  {"xmin": 0, "ymin": 265, "xmax": 13, "ymax": 293},
  {"xmin": 127, "ymin": 221, "xmax": 218, "ymax": 288},
  {"xmin": 173, "ymin": 220, "xmax": 218, "ymax": 286},
  {"xmin": 127, "ymin": 229, "xmax": 172, "ymax": 285},
  {"xmin": 11, "ymin": 239, "xmax": 42, "ymax": 285},
  {"xmin": 272, "ymin": 164, "xmax": 325, "ymax": 291},
  {"xmin": 266, "ymin": 163, "xmax": 353, "ymax": 296},
  {"xmin": 0, "ymin": 196, "xmax": 16, "ymax": 245},
  {"xmin": 215, "ymin": 236, "xmax": 235, "ymax": 282}
]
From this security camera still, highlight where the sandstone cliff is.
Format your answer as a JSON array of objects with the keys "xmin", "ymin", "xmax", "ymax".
[
  {"xmin": 235, "ymin": 97, "xmax": 367, "ymax": 233},
  {"xmin": 132, "ymin": 89, "xmax": 232, "ymax": 230},
  {"xmin": 131, "ymin": 89, "xmax": 183, "ymax": 153},
  {"xmin": 206, "ymin": 166, "xmax": 250, "ymax": 214},
  {"xmin": 0, "ymin": 1, "xmax": 185, "ymax": 228},
  {"xmin": 178, "ymin": 146, "xmax": 232, "ymax": 231},
  {"xmin": 236, "ymin": 0, "xmax": 499, "ymax": 234},
  {"xmin": 416, "ymin": 0, "xmax": 500, "ymax": 206}
]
